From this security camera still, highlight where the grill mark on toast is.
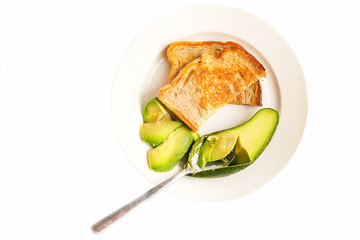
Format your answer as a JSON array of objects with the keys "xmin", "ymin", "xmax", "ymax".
[
  {"xmin": 166, "ymin": 41, "xmax": 263, "ymax": 106},
  {"xmin": 159, "ymin": 47, "xmax": 266, "ymax": 131}
]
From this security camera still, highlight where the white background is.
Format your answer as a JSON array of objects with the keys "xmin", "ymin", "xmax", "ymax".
[{"xmin": 0, "ymin": 0, "xmax": 359, "ymax": 239}]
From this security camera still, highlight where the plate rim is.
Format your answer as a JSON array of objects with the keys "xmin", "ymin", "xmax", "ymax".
[{"xmin": 111, "ymin": 4, "xmax": 308, "ymax": 201}]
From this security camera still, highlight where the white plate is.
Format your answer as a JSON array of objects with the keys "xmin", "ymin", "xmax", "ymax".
[{"xmin": 112, "ymin": 5, "xmax": 307, "ymax": 201}]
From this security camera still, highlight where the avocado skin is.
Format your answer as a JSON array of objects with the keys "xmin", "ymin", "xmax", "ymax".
[
  {"xmin": 190, "ymin": 108, "xmax": 279, "ymax": 178},
  {"xmin": 191, "ymin": 163, "xmax": 252, "ymax": 178},
  {"xmin": 148, "ymin": 126, "xmax": 194, "ymax": 172}
]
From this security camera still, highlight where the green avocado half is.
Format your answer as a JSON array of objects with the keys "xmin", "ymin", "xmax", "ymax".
[{"xmin": 189, "ymin": 108, "xmax": 279, "ymax": 178}]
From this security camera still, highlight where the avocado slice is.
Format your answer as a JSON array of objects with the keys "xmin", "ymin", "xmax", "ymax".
[
  {"xmin": 197, "ymin": 133, "xmax": 251, "ymax": 169},
  {"xmin": 190, "ymin": 108, "xmax": 279, "ymax": 178},
  {"xmin": 188, "ymin": 136, "xmax": 251, "ymax": 178},
  {"xmin": 143, "ymin": 98, "xmax": 170, "ymax": 123},
  {"xmin": 191, "ymin": 132, "xmax": 201, "ymax": 142},
  {"xmin": 141, "ymin": 98, "xmax": 200, "ymax": 172},
  {"xmin": 148, "ymin": 126, "xmax": 194, "ymax": 172},
  {"xmin": 198, "ymin": 132, "xmax": 239, "ymax": 169},
  {"xmin": 140, "ymin": 118, "xmax": 183, "ymax": 147}
]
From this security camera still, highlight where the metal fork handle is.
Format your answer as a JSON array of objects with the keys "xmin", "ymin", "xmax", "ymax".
[{"xmin": 91, "ymin": 169, "xmax": 188, "ymax": 233}]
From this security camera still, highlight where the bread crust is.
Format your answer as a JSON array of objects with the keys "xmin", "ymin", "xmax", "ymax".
[{"xmin": 166, "ymin": 41, "xmax": 263, "ymax": 106}]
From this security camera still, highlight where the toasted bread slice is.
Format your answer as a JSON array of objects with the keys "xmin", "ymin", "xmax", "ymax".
[
  {"xmin": 158, "ymin": 47, "xmax": 266, "ymax": 132},
  {"xmin": 167, "ymin": 41, "xmax": 263, "ymax": 106}
]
